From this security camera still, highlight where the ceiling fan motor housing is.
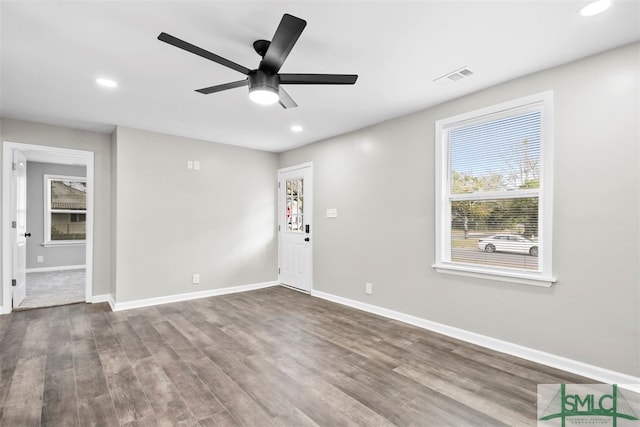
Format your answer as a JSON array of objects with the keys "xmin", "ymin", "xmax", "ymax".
[{"xmin": 249, "ymin": 69, "xmax": 279, "ymax": 92}]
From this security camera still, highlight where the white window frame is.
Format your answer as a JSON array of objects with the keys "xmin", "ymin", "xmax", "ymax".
[
  {"xmin": 44, "ymin": 174, "xmax": 87, "ymax": 246},
  {"xmin": 433, "ymin": 91, "xmax": 556, "ymax": 287}
]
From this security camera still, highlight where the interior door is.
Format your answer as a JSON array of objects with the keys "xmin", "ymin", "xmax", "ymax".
[
  {"xmin": 11, "ymin": 151, "xmax": 27, "ymax": 307},
  {"xmin": 278, "ymin": 164, "xmax": 312, "ymax": 292}
]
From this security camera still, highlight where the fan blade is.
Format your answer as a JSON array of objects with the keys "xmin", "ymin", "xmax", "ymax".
[
  {"xmin": 261, "ymin": 14, "xmax": 307, "ymax": 73},
  {"xmin": 195, "ymin": 79, "xmax": 248, "ymax": 94},
  {"xmin": 158, "ymin": 32, "xmax": 251, "ymax": 75},
  {"xmin": 279, "ymin": 74, "xmax": 358, "ymax": 85},
  {"xmin": 278, "ymin": 87, "xmax": 297, "ymax": 109}
]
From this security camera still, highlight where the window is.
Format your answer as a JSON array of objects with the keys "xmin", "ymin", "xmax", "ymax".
[
  {"xmin": 44, "ymin": 175, "xmax": 87, "ymax": 244},
  {"xmin": 434, "ymin": 92, "xmax": 555, "ymax": 286},
  {"xmin": 285, "ymin": 177, "xmax": 304, "ymax": 232}
]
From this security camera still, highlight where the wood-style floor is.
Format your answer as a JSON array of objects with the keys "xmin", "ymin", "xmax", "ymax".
[{"xmin": 0, "ymin": 286, "xmax": 589, "ymax": 426}]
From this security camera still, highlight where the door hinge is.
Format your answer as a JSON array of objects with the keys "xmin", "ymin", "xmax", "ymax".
[
  {"xmin": 278, "ymin": 182, "xmax": 281, "ymax": 188},
  {"xmin": 12, "ymin": 162, "xmax": 17, "ymax": 171},
  {"xmin": 278, "ymin": 268, "xmax": 280, "ymax": 274},
  {"xmin": 278, "ymin": 225, "xmax": 280, "ymax": 232},
  {"xmin": 11, "ymin": 279, "xmax": 17, "ymax": 287},
  {"xmin": 11, "ymin": 221, "xmax": 17, "ymax": 229}
]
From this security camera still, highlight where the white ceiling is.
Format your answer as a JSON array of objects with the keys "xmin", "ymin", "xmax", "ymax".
[{"xmin": 2, "ymin": 1, "xmax": 639, "ymax": 152}]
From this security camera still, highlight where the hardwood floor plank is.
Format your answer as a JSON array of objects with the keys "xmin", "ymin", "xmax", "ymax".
[
  {"xmin": 132, "ymin": 356, "xmax": 197, "ymax": 425},
  {"xmin": 189, "ymin": 356, "xmax": 276, "ymax": 427},
  {"xmin": 18, "ymin": 318, "xmax": 50, "ymax": 359},
  {"xmin": 152, "ymin": 321, "xmax": 204, "ymax": 362},
  {"xmin": 0, "ymin": 316, "xmax": 29, "ymax": 406},
  {"xmin": 77, "ymin": 394, "xmax": 119, "ymax": 427},
  {"xmin": 111, "ymin": 320, "xmax": 152, "ymax": 362},
  {"xmin": 73, "ymin": 337, "xmax": 110, "ymax": 398},
  {"xmin": 0, "ymin": 401, "xmax": 41, "ymax": 427},
  {"xmin": 197, "ymin": 411, "xmax": 238, "ymax": 427},
  {"xmin": 200, "ymin": 344, "xmax": 316, "ymax": 426},
  {"xmin": 89, "ymin": 312, "xmax": 121, "ymax": 352},
  {"xmin": 265, "ymin": 354, "xmax": 394, "ymax": 427},
  {"xmin": 124, "ymin": 314, "xmax": 167, "ymax": 355},
  {"xmin": 153, "ymin": 346, "xmax": 224, "ymax": 419},
  {"xmin": 1, "ymin": 354, "xmax": 46, "ymax": 427},
  {"xmin": 41, "ymin": 368, "xmax": 79, "ymax": 426},
  {"xmin": 104, "ymin": 367, "xmax": 155, "ymax": 425}
]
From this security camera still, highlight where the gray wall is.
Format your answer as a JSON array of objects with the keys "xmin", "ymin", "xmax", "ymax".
[
  {"xmin": 112, "ymin": 126, "xmax": 278, "ymax": 303},
  {"xmin": 26, "ymin": 161, "xmax": 87, "ymax": 269},
  {"xmin": 1, "ymin": 118, "xmax": 112, "ymax": 304},
  {"xmin": 279, "ymin": 43, "xmax": 640, "ymax": 377}
]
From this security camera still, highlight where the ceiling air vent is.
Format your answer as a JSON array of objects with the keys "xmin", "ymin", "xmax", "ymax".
[{"xmin": 434, "ymin": 66, "xmax": 474, "ymax": 83}]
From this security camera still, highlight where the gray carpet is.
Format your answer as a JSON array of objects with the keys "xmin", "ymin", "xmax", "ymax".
[{"xmin": 17, "ymin": 269, "xmax": 86, "ymax": 310}]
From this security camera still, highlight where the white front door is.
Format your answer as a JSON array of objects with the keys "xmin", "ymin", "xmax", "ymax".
[
  {"xmin": 278, "ymin": 164, "xmax": 312, "ymax": 292},
  {"xmin": 11, "ymin": 151, "xmax": 27, "ymax": 307}
]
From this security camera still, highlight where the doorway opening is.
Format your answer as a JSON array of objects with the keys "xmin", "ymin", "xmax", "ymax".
[{"xmin": 2, "ymin": 141, "xmax": 94, "ymax": 313}]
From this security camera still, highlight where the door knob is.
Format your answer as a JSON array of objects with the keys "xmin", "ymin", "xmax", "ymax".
[
  {"xmin": 304, "ymin": 237, "xmax": 310, "ymax": 242},
  {"xmin": 24, "ymin": 233, "xmax": 31, "ymax": 238}
]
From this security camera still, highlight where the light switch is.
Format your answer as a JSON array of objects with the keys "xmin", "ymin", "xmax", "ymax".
[
  {"xmin": 193, "ymin": 160, "xmax": 200, "ymax": 170},
  {"xmin": 187, "ymin": 160, "xmax": 193, "ymax": 169},
  {"xmin": 326, "ymin": 208, "xmax": 338, "ymax": 218}
]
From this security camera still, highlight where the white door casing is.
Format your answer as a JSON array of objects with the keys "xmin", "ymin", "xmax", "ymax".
[
  {"xmin": 2, "ymin": 141, "xmax": 94, "ymax": 314},
  {"xmin": 11, "ymin": 151, "xmax": 27, "ymax": 307},
  {"xmin": 278, "ymin": 163, "xmax": 312, "ymax": 292}
]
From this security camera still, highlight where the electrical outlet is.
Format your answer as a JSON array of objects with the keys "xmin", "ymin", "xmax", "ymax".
[
  {"xmin": 365, "ymin": 282, "xmax": 373, "ymax": 295},
  {"xmin": 192, "ymin": 273, "xmax": 200, "ymax": 284},
  {"xmin": 37, "ymin": 256, "xmax": 44, "ymax": 263}
]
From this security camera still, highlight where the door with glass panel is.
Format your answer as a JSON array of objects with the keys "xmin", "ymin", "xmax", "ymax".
[{"xmin": 278, "ymin": 164, "xmax": 312, "ymax": 292}]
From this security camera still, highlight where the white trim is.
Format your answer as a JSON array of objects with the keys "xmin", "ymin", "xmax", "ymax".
[
  {"xmin": 311, "ymin": 289, "xmax": 640, "ymax": 393},
  {"xmin": 41, "ymin": 242, "xmax": 86, "ymax": 247},
  {"xmin": 432, "ymin": 263, "xmax": 556, "ymax": 287},
  {"xmin": 277, "ymin": 161, "xmax": 313, "ymax": 174},
  {"xmin": 110, "ymin": 281, "xmax": 278, "ymax": 312},
  {"xmin": 0, "ymin": 305, "xmax": 8, "ymax": 315},
  {"xmin": 88, "ymin": 294, "xmax": 111, "ymax": 304},
  {"xmin": 2, "ymin": 141, "xmax": 95, "ymax": 313},
  {"xmin": 26, "ymin": 265, "xmax": 86, "ymax": 273},
  {"xmin": 2, "ymin": 143, "xmax": 13, "ymax": 313}
]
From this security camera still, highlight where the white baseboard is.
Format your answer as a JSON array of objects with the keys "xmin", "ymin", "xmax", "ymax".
[
  {"xmin": 26, "ymin": 265, "xmax": 86, "ymax": 273},
  {"xmin": 88, "ymin": 294, "xmax": 111, "ymax": 304},
  {"xmin": 110, "ymin": 281, "xmax": 278, "ymax": 312},
  {"xmin": 0, "ymin": 305, "xmax": 9, "ymax": 315},
  {"xmin": 311, "ymin": 290, "xmax": 640, "ymax": 393},
  {"xmin": 108, "ymin": 294, "xmax": 116, "ymax": 311}
]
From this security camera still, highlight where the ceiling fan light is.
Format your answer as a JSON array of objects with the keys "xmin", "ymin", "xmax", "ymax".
[
  {"xmin": 579, "ymin": 0, "xmax": 612, "ymax": 16},
  {"xmin": 249, "ymin": 86, "xmax": 279, "ymax": 105}
]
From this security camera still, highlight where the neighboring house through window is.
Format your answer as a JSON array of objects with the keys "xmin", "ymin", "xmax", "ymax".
[
  {"xmin": 433, "ymin": 91, "xmax": 555, "ymax": 286},
  {"xmin": 44, "ymin": 174, "xmax": 87, "ymax": 245}
]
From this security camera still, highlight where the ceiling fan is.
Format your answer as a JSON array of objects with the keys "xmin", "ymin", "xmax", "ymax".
[{"xmin": 158, "ymin": 13, "xmax": 358, "ymax": 108}]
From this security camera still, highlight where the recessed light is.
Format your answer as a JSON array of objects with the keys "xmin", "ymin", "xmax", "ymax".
[
  {"xmin": 579, "ymin": 0, "xmax": 612, "ymax": 17},
  {"xmin": 290, "ymin": 125, "xmax": 303, "ymax": 133},
  {"xmin": 96, "ymin": 78, "xmax": 118, "ymax": 88}
]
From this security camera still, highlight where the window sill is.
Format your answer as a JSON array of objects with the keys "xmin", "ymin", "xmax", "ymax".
[
  {"xmin": 41, "ymin": 241, "xmax": 86, "ymax": 247},
  {"xmin": 432, "ymin": 263, "xmax": 556, "ymax": 287}
]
